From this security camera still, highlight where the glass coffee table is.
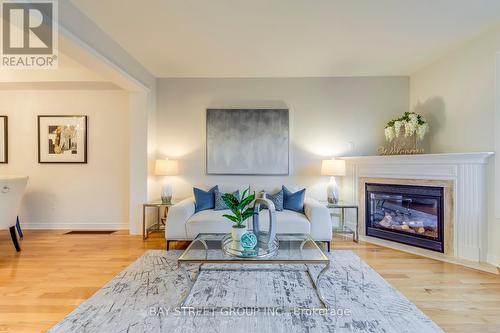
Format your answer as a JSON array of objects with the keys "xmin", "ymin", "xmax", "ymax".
[{"xmin": 177, "ymin": 233, "xmax": 330, "ymax": 311}]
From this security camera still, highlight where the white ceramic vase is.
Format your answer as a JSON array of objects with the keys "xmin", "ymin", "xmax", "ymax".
[{"xmin": 231, "ymin": 225, "xmax": 247, "ymax": 242}]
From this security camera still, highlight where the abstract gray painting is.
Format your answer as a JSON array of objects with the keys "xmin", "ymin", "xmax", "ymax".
[{"xmin": 206, "ymin": 109, "xmax": 289, "ymax": 175}]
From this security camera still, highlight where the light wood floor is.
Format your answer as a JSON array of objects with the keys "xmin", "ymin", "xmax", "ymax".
[{"xmin": 0, "ymin": 230, "xmax": 499, "ymax": 333}]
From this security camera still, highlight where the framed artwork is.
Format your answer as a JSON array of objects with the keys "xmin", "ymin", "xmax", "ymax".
[
  {"xmin": 206, "ymin": 109, "xmax": 289, "ymax": 175},
  {"xmin": 38, "ymin": 115, "xmax": 88, "ymax": 164},
  {"xmin": 0, "ymin": 116, "xmax": 7, "ymax": 163}
]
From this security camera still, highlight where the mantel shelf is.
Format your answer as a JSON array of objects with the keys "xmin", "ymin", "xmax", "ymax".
[{"xmin": 340, "ymin": 152, "xmax": 494, "ymax": 165}]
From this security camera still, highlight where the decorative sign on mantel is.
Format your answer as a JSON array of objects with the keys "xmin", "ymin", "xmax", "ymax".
[
  {"xmin": 378, "ymin": 112, "xmax": 428, "ymax": 156},
  {"xmin": 378, "ymin": 146, "xmax": 424, "ymax": 156}
]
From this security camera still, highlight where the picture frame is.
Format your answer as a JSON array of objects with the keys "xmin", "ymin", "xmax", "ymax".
[
  {"xmin": 0, "ymin": 116, "xmax": 7, "ymax": 164},
  {"xmin": 206, "ymin": 109, "xmax": 289, "ymax": 175},
  {"xmin": 38, "ymin": 115, "xmax": 88, "ymax": 164}
]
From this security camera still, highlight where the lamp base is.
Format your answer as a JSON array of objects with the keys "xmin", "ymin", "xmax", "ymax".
[
  {"xmin": 161, "ymin": 183, "xmax": 173, "ymax": 204},
  {"xmin": 327, "ymin": 196, "xmax": 339, "ymax": 204},
  {"xmin": 327, "ymin": 176, "xmax": 340, "ymax": 204},
  {"xmin": 161, "ymin": 196, "xmax": 172, "ymax": 204}
]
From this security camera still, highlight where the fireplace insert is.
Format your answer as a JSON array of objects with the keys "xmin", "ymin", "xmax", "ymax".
[{"xmin": 365, "ymin": 183, "xmax": 444, "ymax": 252}]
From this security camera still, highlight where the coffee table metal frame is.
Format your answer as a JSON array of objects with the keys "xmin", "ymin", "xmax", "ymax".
[{"xmin": 176, "ymin": 233, "xmax": 330, "ymax": 312}]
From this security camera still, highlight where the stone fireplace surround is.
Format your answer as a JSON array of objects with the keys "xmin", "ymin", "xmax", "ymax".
[{"xmin": 341, "ymin": 152, "xmax": 495, "ymax": 270}]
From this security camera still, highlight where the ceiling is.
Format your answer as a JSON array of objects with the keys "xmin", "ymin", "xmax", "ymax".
[{"xmin": 71, "ymin": 0, "xmax": 500, "ymax": 78}]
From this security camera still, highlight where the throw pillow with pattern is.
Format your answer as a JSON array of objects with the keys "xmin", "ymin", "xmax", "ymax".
[
  {"xmin": 260, "ymin": 190, "xmax": 283, "ymax": 212},
  {"xmin": 214, "ymin": 190, "xmax": 240, "ymax": 210},
  {"xmin": 264, "ymin": 190, "xmax": 284, "ymax": 211}
]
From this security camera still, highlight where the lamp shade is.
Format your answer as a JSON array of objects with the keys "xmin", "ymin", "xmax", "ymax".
[
  {"xmin": 155, "ymin": 159, "xmax": 178, "ymax": 176},
  {"xmin": 321, "ymin": 158, "xmax": 346, "ymax": 176}
]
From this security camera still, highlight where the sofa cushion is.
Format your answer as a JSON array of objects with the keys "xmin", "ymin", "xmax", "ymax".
[
  {"xmin": 251, "ymin": 209, "xmax": 310, "ymax": 234},
  {"xmin": 185, "ymin": 209, "xmax": 310, "ymax": 238},
  {"xmin": 283, "ymin": 186, "xmax": 306, "ymax": 213},
  {"xmin": 193, "ymin": 185, "xmax": 219, "ymax": 213},
  {"xmin": 214, "ymin": 190, "xmax": 239, "ymax": 211},
  {"xmin": 265, "ymin": 190, "xmax": 284, "ymax": 211},
  {"xmin": 186, "ymin": 209, "xmax": 235, "ymax": 237}
]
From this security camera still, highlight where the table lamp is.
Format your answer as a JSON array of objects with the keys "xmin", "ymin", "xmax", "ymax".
[
  {"xmin": 155, "ymin": 158, "xmax": 179, "ymax": 204},
  {"xmin": 321, "ymin": 158, "xmax": 346, "ymax": 204}
]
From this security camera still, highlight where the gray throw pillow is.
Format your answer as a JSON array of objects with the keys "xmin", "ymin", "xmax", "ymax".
[
  {"xmin": 261, "ymin": 190, "xmax": 283, "ymax": 211},
  {"xmin": 214, "ymin": 190, "xmax": 240, "ymax": 210}
]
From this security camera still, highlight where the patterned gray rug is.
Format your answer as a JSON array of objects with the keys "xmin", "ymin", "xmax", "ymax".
[{"xmin": 48, "ymin": 250, "xmax": 442, "ymax": 333}]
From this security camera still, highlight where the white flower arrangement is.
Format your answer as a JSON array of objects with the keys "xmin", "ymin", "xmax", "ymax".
[{"xmin": 384, "ymin": 112, "xmax": 428, "ymax": 142}]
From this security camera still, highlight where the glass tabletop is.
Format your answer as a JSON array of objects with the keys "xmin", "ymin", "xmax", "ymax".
[
  {"xmin": 178, "ymin": 233, "xmax": 329, "ymax": 264},
  {"xmin": 322, "ymin": 201, "xmax": 359, "ymax": 208},
  {"xmin": 144, "ymin": 200, "xmax": 176, "ymax": 206}
]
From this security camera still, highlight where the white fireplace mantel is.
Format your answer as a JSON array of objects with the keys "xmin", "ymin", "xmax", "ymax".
[
  {"xmin": 340, "ymin": 152, "xmax": 494, "ymax": 265},
  {"xmin": 341, "ymin": 152, "xmax": 493, "ymax": 165}
]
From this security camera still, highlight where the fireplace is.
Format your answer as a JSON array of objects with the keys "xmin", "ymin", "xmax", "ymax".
[{"xmin": 365, "ymin": 183, "xmax": 444, "ymax": 253}]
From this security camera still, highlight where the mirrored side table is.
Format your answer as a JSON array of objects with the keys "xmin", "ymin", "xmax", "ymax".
[
  {"xmin": 142, "ymin": 201, "xmax": 175, "ymax": 240},
  {"xmin": 324, "ymin": 202, "xmax": 359, "ymax": 242}
]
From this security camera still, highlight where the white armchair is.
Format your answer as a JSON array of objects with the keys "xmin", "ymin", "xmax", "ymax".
[{"xmin": 0, "ymin": 176, "xmax": 28, "ymax": 252}]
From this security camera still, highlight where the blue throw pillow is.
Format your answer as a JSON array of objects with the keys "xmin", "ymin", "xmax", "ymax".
[
  {"xmin": 193, "ymin": 186, "xmax": 219, "ymax": 213},
  {"xmin": 214, "ymin": 190, "xmax": 240, "ymax": 211},
  {"xmin": 262, "ymin": 190, "xmax": 283, "ymax": 211},
  {"xmin": 283, "ymin": 186, "xmax": 306, "ymax": 213}
]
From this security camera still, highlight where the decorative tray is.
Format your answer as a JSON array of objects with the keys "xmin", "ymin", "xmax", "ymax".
[{"xmin": 221, "ymin": 233, "xmax": 279, "ymax": 258}]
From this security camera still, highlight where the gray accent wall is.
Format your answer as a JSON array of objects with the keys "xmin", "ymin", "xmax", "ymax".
[{"xmin": 156, "ymin": 77, "xmax": 409, "ymax": 200}]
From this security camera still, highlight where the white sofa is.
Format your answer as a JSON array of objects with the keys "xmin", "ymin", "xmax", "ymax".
[{"xmin": 165, "ymin": 184, "xmax": 332, "ymax": 251}]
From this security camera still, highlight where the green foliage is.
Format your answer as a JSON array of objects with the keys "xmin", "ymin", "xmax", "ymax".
[
  {"xmin": 222, "ymin": 187, "xmax": 257, "ymax": 228},
  {"xmin": 385, "ymin": 111, "xmax": 427, "ymax": 128}
]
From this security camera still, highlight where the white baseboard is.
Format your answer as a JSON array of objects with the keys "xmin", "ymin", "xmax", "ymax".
[
  {"xmin": 487, "ymin": 253, "xmax": 500, "ymax": 268},
  {"xmin": 21, "ymin": 223, "xmax": 128, "ymax": 230},
  {"xmin": 360, "ymin": 235, "xmax": 499, "ymax": 274}
]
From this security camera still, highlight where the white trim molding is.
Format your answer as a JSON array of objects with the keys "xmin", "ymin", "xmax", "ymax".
[
  {"xmin": 342, "ymin": 152, "xmax": 493, "ymax": 165},
  {"xmin": 496, "ymin": 53, "xmax": 500, "ymax": 219},
  {"xmin": 342, "ymin": 152, "xmax": 494, "ymax": 264},
  {"xmin": 488, "ymin": 253, "xmax": 500, "ymax": 268},
  {"xmin": 22, "ymin": 223, "xmax": 128, "ymax": 230}
]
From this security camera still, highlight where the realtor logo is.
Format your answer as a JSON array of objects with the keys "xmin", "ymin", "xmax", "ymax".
[{"xmin": 1, "ymin": 0, "xmax": 58, "ymax": 68}]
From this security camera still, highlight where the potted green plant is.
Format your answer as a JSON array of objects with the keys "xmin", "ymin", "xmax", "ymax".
[{"xmin": 222, "ymin": 188, "xmax": 257, "ymax": 242}]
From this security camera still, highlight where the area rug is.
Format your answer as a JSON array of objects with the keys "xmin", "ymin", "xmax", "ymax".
[{"xmin": 48, "ymin": 250, "xmax": 442, "ymax": 333}]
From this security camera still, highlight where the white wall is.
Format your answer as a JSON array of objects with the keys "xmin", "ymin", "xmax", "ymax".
[
  {"xmin": 410, "ymin": 23, "xmax": 500, "ymax": 266},
  {"xmin": 156, "ymin": 77, "xmax": 409, "ymax": 200},
  {"xmin": 58, "ymin": 2, "xmax": 158, "ymax": 234},
  {"xmin": 0, "ymin": 88, "xmax": 130, "ymax": 229}
]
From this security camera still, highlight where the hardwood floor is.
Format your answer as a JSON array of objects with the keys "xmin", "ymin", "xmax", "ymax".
[{"xmin": 0, "ymin": 230, "xmax": 499, "ymax": 332}]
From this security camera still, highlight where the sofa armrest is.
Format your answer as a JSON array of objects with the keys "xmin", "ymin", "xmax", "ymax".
[
  {"xmin": 304, "ymin": 198, "xmax": 332, "ymax": 241},
  {"xmin": 165, "ymin": 197, "xmax": 196, "ymax": 240}
]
